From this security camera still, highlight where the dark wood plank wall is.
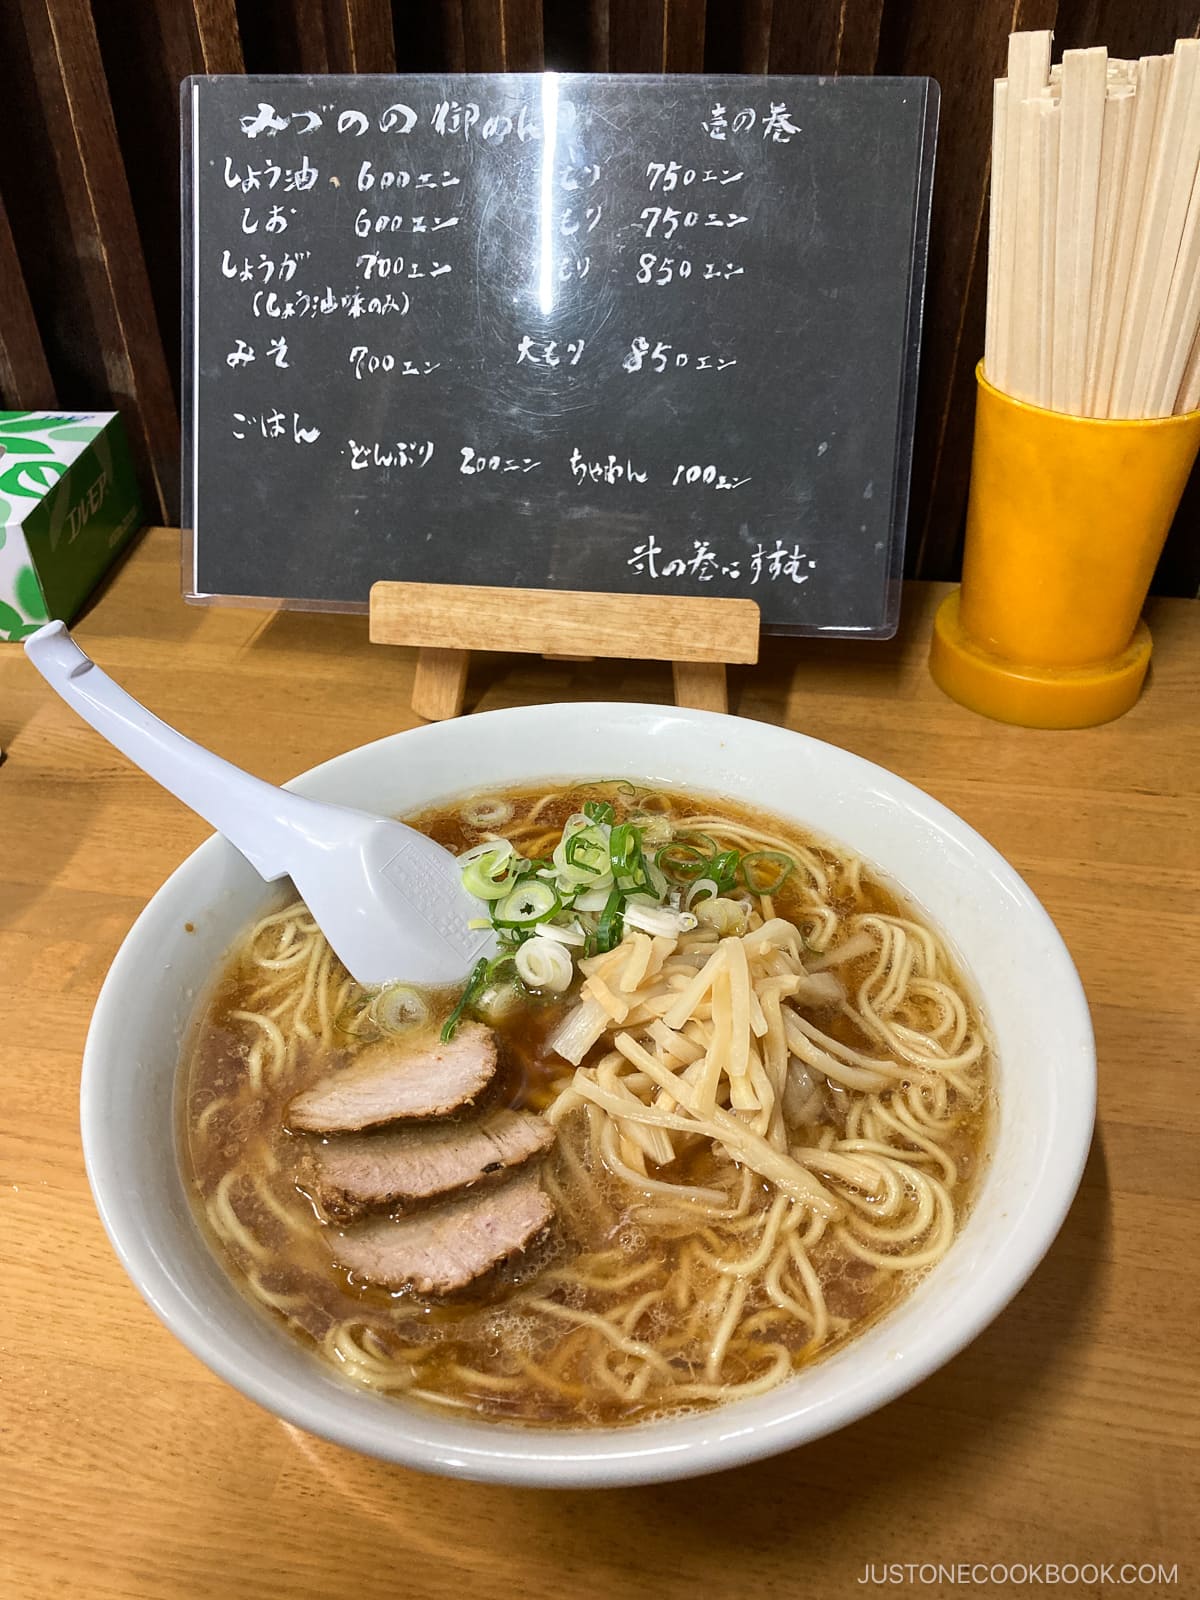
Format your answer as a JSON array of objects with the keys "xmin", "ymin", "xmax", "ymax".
[
  {"xmin": 0, "ymin": 0, "xmax": 1195, "ymax": 592},
  {"xmin": 0, "ymin": 193, "xmax": 56, "ymax": 412}
]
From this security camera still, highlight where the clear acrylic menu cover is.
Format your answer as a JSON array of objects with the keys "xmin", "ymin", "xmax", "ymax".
[{"xmin": 182, "ymin": 74, "xmax": 938, "ymax": 636}]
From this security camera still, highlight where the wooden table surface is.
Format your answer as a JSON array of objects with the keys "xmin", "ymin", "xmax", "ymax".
[{"xmin": 2, "ymin": 527, "xmax": 1196, "ymax": 1600}]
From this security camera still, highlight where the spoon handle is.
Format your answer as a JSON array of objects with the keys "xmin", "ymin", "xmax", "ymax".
[{"xmin": 25, "ymin": 621, "xmax": 320, "ymax": 880}]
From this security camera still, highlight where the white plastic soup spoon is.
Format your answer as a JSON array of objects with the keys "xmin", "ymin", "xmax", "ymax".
[{"xmin": 24, "ymin": 622, "xmax": 493, "ymax": 989}]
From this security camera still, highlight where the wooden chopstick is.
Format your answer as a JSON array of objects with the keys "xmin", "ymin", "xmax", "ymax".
[
  {"xmin": 1110, "ymin": 39, "xmax": 1200, "ymax": 417},
  {"xmin": 1082, "ymin": 86, "xmax": 1134, "ymax": 414},
  {"xmin": 987, "ymin": 32, "xmax": 1200, "ymax": 418},
  {"xmin": 1052, "ymin": 47, "xmax": 1107, "ymax": 414},
  {"xmin": 993, "ymin": 31, "xmax": 1053, "ymax": 394}
]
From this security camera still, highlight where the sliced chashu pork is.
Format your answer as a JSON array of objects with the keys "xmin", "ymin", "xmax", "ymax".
[
  {"xmin": 304, "ymin": 1107, "xmax": 555, "ymax": 1220},
  {"xmin": 287, "ymin": 1022, "xmax": 497, "ymax": 1133},
  {"xmin": 332, "ymin": 1167, "xmax": 553, "ymax": 1294}
]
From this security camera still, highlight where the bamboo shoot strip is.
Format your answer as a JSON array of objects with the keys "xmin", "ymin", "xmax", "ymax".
[
  {"xmin": 1037, "ymin": 99, "xmax": 1062, "ymax": 407},
  {"xmin": 1051, "ymin": 47, "xmax": 1108, "ymax": 414},
  {"xmin": 1111, "ymin": 40, "xmax": 1200, "ymax": 417},
  {"xmin": 999, "ymin": 31, "xmax": 1054, "ymax": 389},
  {"xmin": 1093, "ymin": 55, "xmax": 1170, "ymax": 417},
  {"xmin": 1083, "ymin": 87, "xmax": 1134, "ymax": 413},
  {"xmin": 984, "ymin": 78, "xmax": 1009, "ymax": 385},
  {"xmin": 1009, "ymin": 94, "xmax": 1048, "ymax": 404}
]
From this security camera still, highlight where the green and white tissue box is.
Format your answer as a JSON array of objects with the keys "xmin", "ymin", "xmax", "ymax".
[{"xmin": 0, "ymin": 411, "xmax": 143, "ymax": 642}]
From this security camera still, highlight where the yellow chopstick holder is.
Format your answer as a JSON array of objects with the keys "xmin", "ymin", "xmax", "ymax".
[{"xmin": 930, "ymin": 364, "xmax": 1200, "ymax": 728}]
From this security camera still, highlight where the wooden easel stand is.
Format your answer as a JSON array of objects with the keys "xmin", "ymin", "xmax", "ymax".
[{"xmin": 369, "ymin": 582, "xmax": 760, "ymax": 721}]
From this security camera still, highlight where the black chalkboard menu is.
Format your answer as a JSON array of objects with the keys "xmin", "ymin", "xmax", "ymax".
[{"xmin": 183, "ymin": 74, "xmax": 937, "ymax": 635}]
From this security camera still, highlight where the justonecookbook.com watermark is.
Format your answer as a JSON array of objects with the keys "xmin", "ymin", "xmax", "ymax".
[{"xmin": 858, "ymin": 1563, "xmax": 1179, "ymax": 1587}]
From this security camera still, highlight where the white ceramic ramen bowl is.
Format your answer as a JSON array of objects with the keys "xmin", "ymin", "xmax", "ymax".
[{"xmin": 81, "ymin": 703, "xmax": 1094, "ymax": 1488}]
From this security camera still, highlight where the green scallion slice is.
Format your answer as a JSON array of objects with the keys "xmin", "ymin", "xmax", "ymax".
[
  {"xmin": 441, "ymin": 957, "xmax": 488, "ymax": 1042},
  {"xmin": 608, "ymin": 823, "xmax": 639, "ymax": 874},
  {"xmin": 678, "ymin": 831, "xmax": 719, "ymax": 855},
  {"xmin": 565, "ymin": 828, "xmax": 608, "ymax": 876},
  {"xmin": 741, "ymin": 850, "xmax": 794, "ymax": 894},
  {"xmin": 493, "ymin": 880, "xmax": 560, "ymax": 928},
  {"xmin": 595, "ymin": 886, "xmax": 625, "ymax": 953},
  {"xmin": 708, "ymin": 849, "xmax": 741, "ymax": 892},
  {"xmin": 656, "ymin": 842, "xmax": 710, "ymax": 882},
  {"xmin": 493, "ymin": 882, "xmax": 559, "ymax": 928},
  {"xmin": 460, "ymin": 845, "xmax": 519, "ymax": 901}
]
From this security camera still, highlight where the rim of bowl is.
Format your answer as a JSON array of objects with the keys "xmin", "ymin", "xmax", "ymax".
[{"xmin": 80, "ymin": 702, "xmax": 1096, "ymax": 1487}]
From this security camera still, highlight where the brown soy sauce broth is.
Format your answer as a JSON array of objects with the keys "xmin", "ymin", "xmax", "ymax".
[{"xmin": 181, "ymin": 780, "xmax": 994, "ymax": 1427}]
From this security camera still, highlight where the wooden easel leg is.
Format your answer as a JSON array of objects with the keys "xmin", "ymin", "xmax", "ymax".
[
  {"xmin": 412, "ymin": 647, "xmax": 469, "ymax": 721},
  {"xmin": 672, "ymin": 660, "xmax": 728, "ymax": 713}
]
